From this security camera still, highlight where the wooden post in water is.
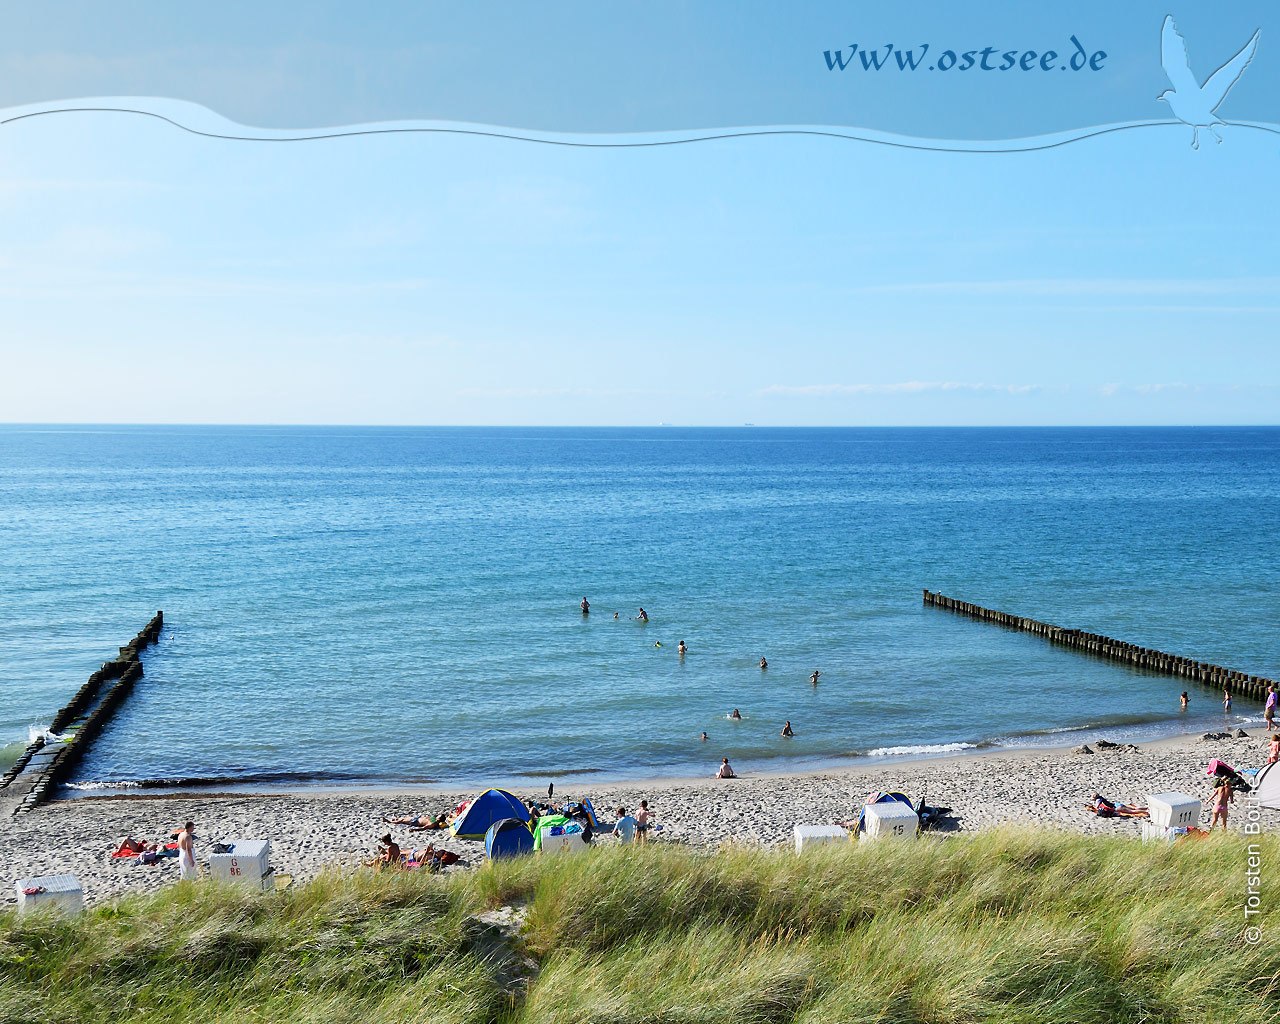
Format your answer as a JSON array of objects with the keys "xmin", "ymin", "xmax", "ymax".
[{"xmin": 922, "ymin": 591, "xmax": 1272, "ymax": 705}]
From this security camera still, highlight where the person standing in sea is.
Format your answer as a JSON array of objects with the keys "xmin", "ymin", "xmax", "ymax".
[
  {"xmin": 809, "ymin": 670, "xmax": 821, "ymax": 686},
  {"xmin": 580, "ymin": 597, "xmax": 590, "ymax": 615},
  {"xmin": 635, "ymin": 608, "xmax": 648, "ymax": 622}
]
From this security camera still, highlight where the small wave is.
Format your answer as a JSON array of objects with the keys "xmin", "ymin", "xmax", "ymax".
[
  {"xmin": 866, "ymin": 742, "xmax": 978, "ymax": 757},
  {"xmin": 28, "ymin": 724, "xmax": 71, "ymax": 744}
]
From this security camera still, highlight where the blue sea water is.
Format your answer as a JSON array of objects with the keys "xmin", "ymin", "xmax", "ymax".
[{"xmin": 1, "ymin": 425, "xmax": 1277, "ymax": 792}]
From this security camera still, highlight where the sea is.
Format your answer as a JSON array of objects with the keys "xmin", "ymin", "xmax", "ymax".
[{"xmin": 2, "ymin": 425, "xmax": 1277, "ymax": 794}]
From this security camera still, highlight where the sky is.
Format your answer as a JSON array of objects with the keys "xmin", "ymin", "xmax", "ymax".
[{"xmin": 1, "ymin": 2, "xmax": 1277, "ymax": 425}]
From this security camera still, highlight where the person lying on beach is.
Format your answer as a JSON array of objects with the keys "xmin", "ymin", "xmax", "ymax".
[
  {"xmin": 716, "ymin": 758, "xmax": 737, "ymax": 779},
  {"xmin": 1085, "ymin": 794, "xmax": 1148, "ymax": 819},
  {"xmin": 383, "ymin": 812, "xmax": 441, "ymax": 827},
  {"xmin": 781, "ymin": 721, "xmax": 794, "ymax": 737}
]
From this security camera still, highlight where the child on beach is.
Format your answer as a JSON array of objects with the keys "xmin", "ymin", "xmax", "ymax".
[
  {"xmin": 635, "ymin": 800, "xmax": 654, "ymax": 843},
  {"xmin": 1224, "ymin": 688, "xmax": 1232, "ymax": 712},
  {"xmin": 1269, "ymin": 733, "xmax": 1279, "ymax": 765},
  {"xmin": 716, "ymin": 758, "xmax": 736, "ymax": 779},
  {"xmin": 1208, "ymin": 780, "xmax": 1233, "ymax": 831}
]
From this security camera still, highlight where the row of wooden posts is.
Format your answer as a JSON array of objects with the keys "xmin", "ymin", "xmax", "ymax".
[
  {"xmin": 923, "ymin": 590, "xmax": 1272, "ymax": 702},
  {"xmin": 1, "ymin": 612, "xmax": 163, "ymax": 813}
]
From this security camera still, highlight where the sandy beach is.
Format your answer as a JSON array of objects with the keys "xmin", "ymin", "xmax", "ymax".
[{"xmin": 4, "ymin": 730, "xmax": 1274, "ymax": 906}]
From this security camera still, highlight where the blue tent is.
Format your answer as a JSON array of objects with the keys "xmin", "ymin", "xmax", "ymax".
[
  {"xmin": 485, "ymin": 817, "xmax": 534, "ymax": 859},
  {"xmin": 451, "ymin": 789, "xmax": 531, "ymax": 839}
]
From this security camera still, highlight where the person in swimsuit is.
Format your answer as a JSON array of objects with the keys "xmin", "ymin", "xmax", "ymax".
[
  {"xmin": 580, "ymin": 597, "xmax": 590, "ymax": 614},
  {"xmin": 700, "ymin": 731, "xmax": 709, "ymax": 741},
  {"xmin": 635, "ymin": 800, "xmax": 654, "ymax": 843},
  {"xmin": 730, "ymin": 708, "xmax": 742, "ymax": 720},
  {"xmin": 635, "ymin": 608, "xmax": 649, "ymax": 622},
  {"xmin": 383, "ymin": 812, "xmax": 434, "ymax": 827},
  {"xmin": 613, "ymin": 612, "xmax": 619, "ymax": 619},
  {"xmin": 781, "ymin": 721, "xmax": 794, "ymax": 737},
  {"xmin": 809, "ymin": 671, "xmax": 822, "ymax": 686},
  {"xmin": 716, "ymin": 758, "xmax": 736, "ymax": 779},
  {"xmin": 1223, "ymin": 688, "xmax": 1232, "ymax": 712},
  {"xmin": 1180, "ymin": 691, "xmax": 1189, "ymax": 709},
  {"xmin": 372, "ymin": 834, "xmax": 402, "ymax": 867},
  {"xmin": 678, "ymin": 640, "xmax": 687, "ymax": 655},
  {"xmin": 176, "ymin": 821, "xmax": 197, "ymax": 881},
  {"xmin": 1208, "ymin": 780, "xmax": 1233, "ymax": 831},
  {"xmin": 759, "ymin": 657, "xmax": 767, "ymax": 670},
  {"xmin": 1269, "ymin": 733, "xmax": 1280, "ymax": 765}
]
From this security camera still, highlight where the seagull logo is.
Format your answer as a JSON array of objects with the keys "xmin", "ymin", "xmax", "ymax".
[{"xmin": 1158, "ymin": 15, "xmax": 1260, "ymax": 149}]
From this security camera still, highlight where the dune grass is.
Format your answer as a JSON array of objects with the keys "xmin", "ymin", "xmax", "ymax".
[{"xmin": 2, "ymin": 829, "xmax": 1275, "ymax": 1024}]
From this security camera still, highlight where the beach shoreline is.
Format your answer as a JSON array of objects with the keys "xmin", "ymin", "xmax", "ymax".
[{"xmin": 5, "ymin": 727, "xmax": 1275, "ymax": 906}]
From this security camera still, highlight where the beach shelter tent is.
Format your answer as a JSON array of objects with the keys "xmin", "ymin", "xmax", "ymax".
[
  {"xmin": 451, "ymin": 789, "xmax": 531, "ymax": 839},
  {"xmin": 532, "ymin": 814, "xmax": 589, "ymax": 855},
  {"xmin": 855, "ymin": 792, "xmax": 916, "ymax": 834},
  {"xmin": 485, "ymin": 817, "xmax": 534, "ymax": 859},
  {"xmin": 1253, "ymin": 762, "xmax": 1280, "ymax": 810}
]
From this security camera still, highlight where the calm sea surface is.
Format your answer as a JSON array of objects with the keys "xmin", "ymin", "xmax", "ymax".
[{"xmin": 2, "ymin": 425, "xmax": 1277, "ymax": 792}]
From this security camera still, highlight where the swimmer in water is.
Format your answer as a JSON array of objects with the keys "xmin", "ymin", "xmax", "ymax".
[
  {"xmin": 635, "ymin": 608, "xmax": 649, "ymax": 622},
  {"xmin": 759, "ymin": 657, "xmax": 767, "ymax": 670},
  {"xmin": 678, "ymin": 640, "xmax": 687, "ymax": 655},
  {"xmin": 1180, "ymin": 691, "xmax": 1189, "ymax": 709},
  {"xmin": 730, "ymin": 708, "xmax": 742, "ymax": 720},
  {"xmin": 613, "ymin": 611, "xmax": 619, "ymax": 619},
  {"xmin": 781, "ymin": 720, "xmax": 794, "ymax": 737},
  {"xmin": 700, "ymin": 731, "xmax": 708, "ymax": 741},
  {"xmin": 580, "ymin": 597, "xmax": 590, "ymax": 614},
  {"xmin": 809, "ymin": 670, "xmax": 822, "ymax": 686}
]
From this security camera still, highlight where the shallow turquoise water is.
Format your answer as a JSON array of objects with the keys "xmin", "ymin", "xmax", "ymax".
[{"xmin": 1, "ymin": 425, "xmax": 1276, "ymax": 790}]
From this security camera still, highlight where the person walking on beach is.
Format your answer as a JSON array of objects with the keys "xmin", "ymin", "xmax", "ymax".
[
  {"xmin": 580, "ymin": 597, "xmax": 590, "ymax": 615},
  {"xmin": 1266, "ymin": 686, "xmax": 1277, "ymax": 731},
  {"xmin": 716, "ymin": 757, "xmax": 736, "ymax": 779},
  {"xmin": 1208, "ymin": 779, "xmax": 1233, "ymax": 831},
  {"xmin": 176, "ymin": 821, "xmax": 197, "ymax": 881},
  {"xmin": 809, "ymin": 671, "xmax": 822, "ymax": 686},
  {"xmin": 781, "ymin": 721, "xmax": 794, "ymax": 737}
]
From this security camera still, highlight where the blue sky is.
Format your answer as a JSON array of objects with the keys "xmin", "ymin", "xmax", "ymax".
[{"xmin": 1, "ymin": 3, "xmax": 1277, "ymax": 425}]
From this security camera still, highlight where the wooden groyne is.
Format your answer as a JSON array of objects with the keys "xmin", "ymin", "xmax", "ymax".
[
  {"xmin": 1, "ymin": 612, "xmax": 163, "ymax": 814},
  {"xmin": 923, "ymin": 590, "xmax": 1273, "ymax": 702}
]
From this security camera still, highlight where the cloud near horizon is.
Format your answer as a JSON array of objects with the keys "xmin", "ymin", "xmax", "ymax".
[{"xmin": 758, "ymin": 382, "xmax": 1041, "ymax": 397}]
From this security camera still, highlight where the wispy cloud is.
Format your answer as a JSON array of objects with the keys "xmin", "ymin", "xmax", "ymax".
[
  {"xmin": 457, "ymin": 387, "xmax": 675, "ymax": 399},
  {"xmin": 845, "ymin": 278, "xmax": 1280, "ymax": 297},
  {"xmin": 757, "ymin": 381, "xmax": 1040, "ymax": 397},
  {"xmin": 1097, "ymin": 382, "xmax": 1200, "ymax": 396}
]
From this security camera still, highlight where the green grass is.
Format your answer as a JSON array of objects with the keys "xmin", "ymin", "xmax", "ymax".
[{"xmin": 2, "ymin": 829, "xmax": 1276, "ymax": 1023}]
